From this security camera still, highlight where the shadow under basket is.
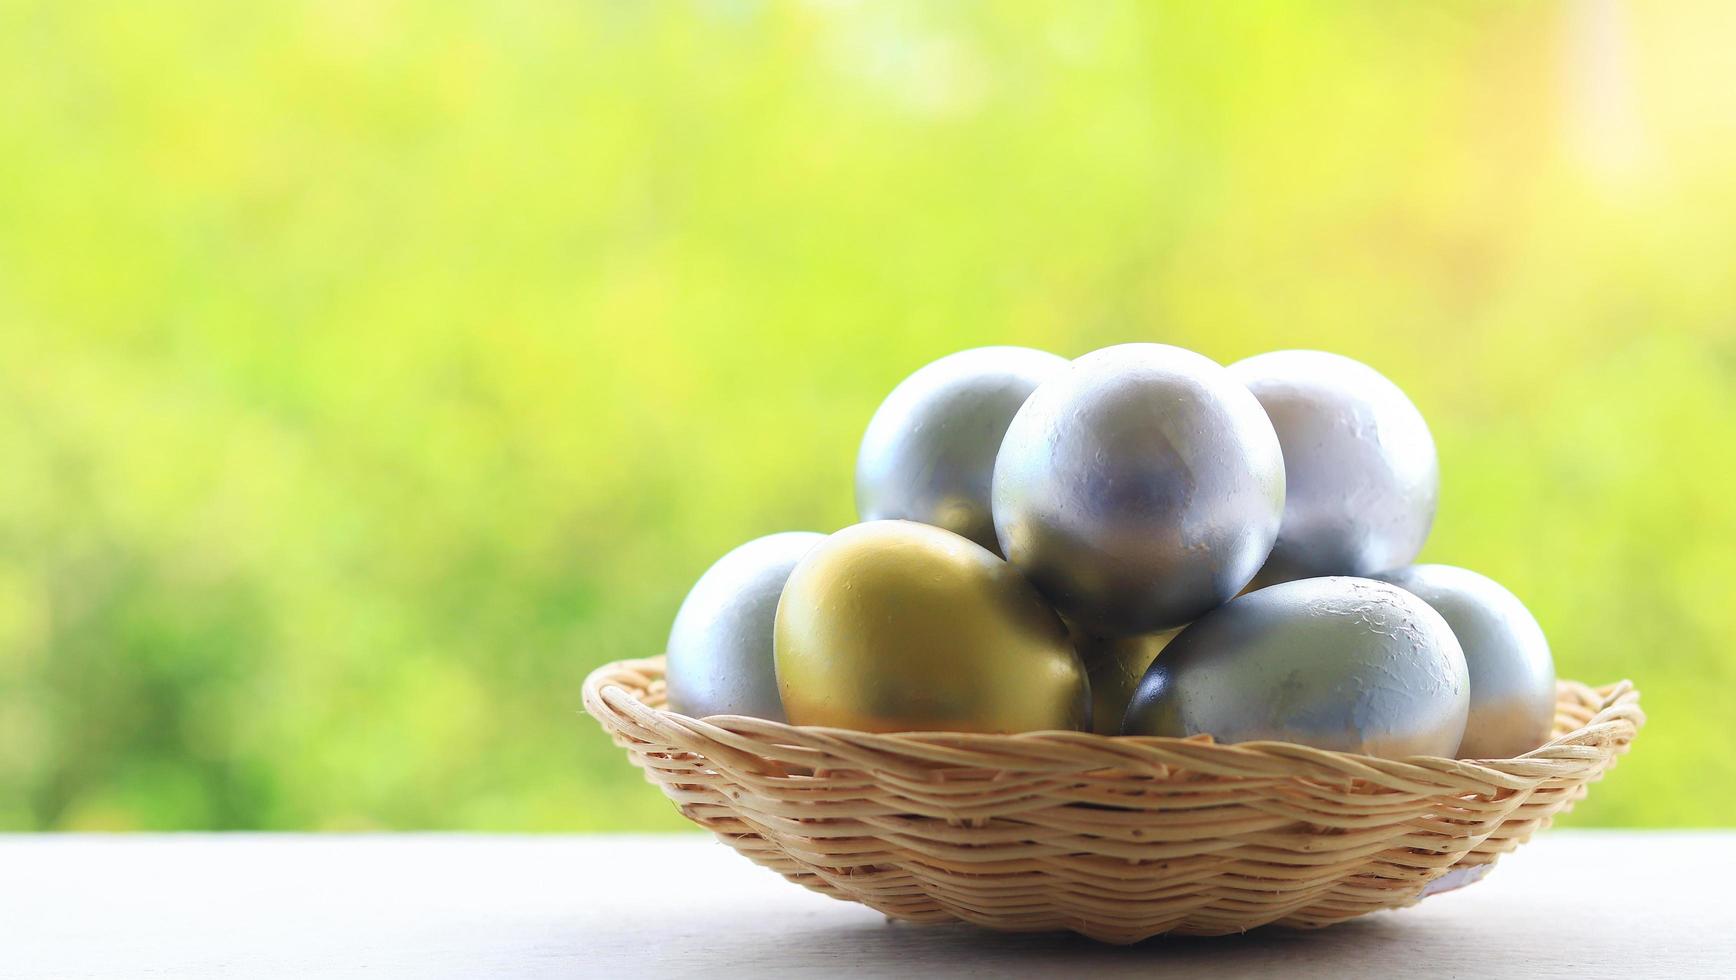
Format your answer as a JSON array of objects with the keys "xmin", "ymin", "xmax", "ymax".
[{"xmin": 583, "ymin": 656, "xmax": 1642, "ymax": 943}]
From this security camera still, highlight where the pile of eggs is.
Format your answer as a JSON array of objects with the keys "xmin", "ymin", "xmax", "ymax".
[{"xmin": 665, "ymin": 344, "xmax": 1556, "ymax": 760}]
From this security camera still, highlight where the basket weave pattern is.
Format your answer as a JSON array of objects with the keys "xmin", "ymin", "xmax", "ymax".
[{"xmin": 584, "ymin": 656, "xmax": 1641, "ymax": 942}]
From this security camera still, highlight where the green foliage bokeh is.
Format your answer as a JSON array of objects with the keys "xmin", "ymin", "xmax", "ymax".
[{"xmin": 1, "ymin": 2, "xmax": 1732, "ymax": 830}]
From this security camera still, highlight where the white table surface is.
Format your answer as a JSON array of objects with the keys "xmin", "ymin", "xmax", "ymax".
[{"xmin": 3, "ymin": 831, "xmax": 1732, "ymax": 979}]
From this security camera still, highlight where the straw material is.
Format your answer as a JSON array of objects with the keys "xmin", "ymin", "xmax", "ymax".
[{"xmin": 583, "ymin": 656, "xmax": 1642, "ymax": 942}]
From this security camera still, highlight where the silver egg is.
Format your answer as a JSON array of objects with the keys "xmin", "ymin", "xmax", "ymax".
[
  {"xmin": 856, "ymin": 346, "xmax": 1068, "ymax": 553},
  {"xmin": 993, "ymin": 343, "xmax": 1285, "ymax": 635},
  {"xmin": 1228, "ymin": 350, "xmax": 1438, "ymax": 587},
  {"xmin": 1121, "ymin": 576, "xmax": 1469, "ymax": 758},
  {"xmin": 665, "ymin": 531, "xmax": 825, "ymax": 720},
  {"xmin": 1376, "ymin": 564, "xmax": 1556, "ymax": 759}
]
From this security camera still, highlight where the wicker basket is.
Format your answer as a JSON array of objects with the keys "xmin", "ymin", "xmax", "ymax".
[{"xmin": 583, "ymin": 656, "xmax": 1642, "ymax": 942}]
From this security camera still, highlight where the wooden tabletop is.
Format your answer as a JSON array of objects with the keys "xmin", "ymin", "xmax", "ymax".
[{"xmin": 4, "ymin": 831, "xmax": 1731, "ymax": 978}]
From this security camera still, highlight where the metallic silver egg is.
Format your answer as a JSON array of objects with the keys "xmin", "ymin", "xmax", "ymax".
[
  {"xmin": 856, "ymin": 346, "xmax": 1068, "ymax": 553},
  {"xmin": 1121, "ymin": 576, "xmax": 1470, "ymax": 758},
  {"xmin": 1228, "ymin": 350, "xmax": 1438, "ymax": 587},
  {"xmin": 665, "ymin": 531, "xmax": 825, "ymax": 720},
  {"xmin": 993, "ymin": 343, "xmax": 1285, "ymax": 635},
  {"xmin": 1376, "ymin": 564, "xmax": 1556, "ymax": 759}
]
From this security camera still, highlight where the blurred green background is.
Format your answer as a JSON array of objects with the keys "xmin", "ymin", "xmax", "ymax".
[{"xmin": 2, "ymin": 1, "xmax": 1732, "ymax": 831}]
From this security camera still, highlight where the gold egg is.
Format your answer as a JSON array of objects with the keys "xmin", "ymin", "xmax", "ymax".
[
  {"xmin": 775, "ymin": 520, "xmax": 1088, "ymax": 733},
  {"xmin": 1072, "ymin": 627, "xmax": 1182, "ymax": 736}
]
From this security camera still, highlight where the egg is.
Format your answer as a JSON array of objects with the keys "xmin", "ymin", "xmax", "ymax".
[
  {"xmin": 774, "ymin": 520, "xmax": 1088, "ymax": 733},
  {"xmin": 665, "ymin": 531, "xmax": 825, "ymax": 720},
  {"xmin": 993, "ymin": 343, "xmax": 1285, "ymax": 636},
  {"xmin": 855, "ymin": 346, "xmax": 1068, "ymax": 554},
  {"xmin": 1376, "ymin": 564, "xmax": 1556, "ymax": 758},
  {"xmin": 1228, "ymin": 350, "xmax": 1437, "ymax": 587},
  {"xmin": 1121, "ymin": 576, "xmax": 1469, "ymax": 758},
  {"xmin": 1074, "ymin": 627, "xmax": 1181, "ymax": 736}
]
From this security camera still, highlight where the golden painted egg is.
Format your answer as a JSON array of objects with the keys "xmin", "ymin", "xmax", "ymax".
[
  {"xmin": 1073, "ymin": 627, "xmax": 1181, "ymax": 736},
  {"xmin": 774, "ymin": 520, "xmax": 1088, "ymax": 733}
]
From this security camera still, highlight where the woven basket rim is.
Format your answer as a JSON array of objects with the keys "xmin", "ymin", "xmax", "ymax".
[{"xmin": 584, "ymin": 655, "xmax": 1643, "ymax": 795}]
